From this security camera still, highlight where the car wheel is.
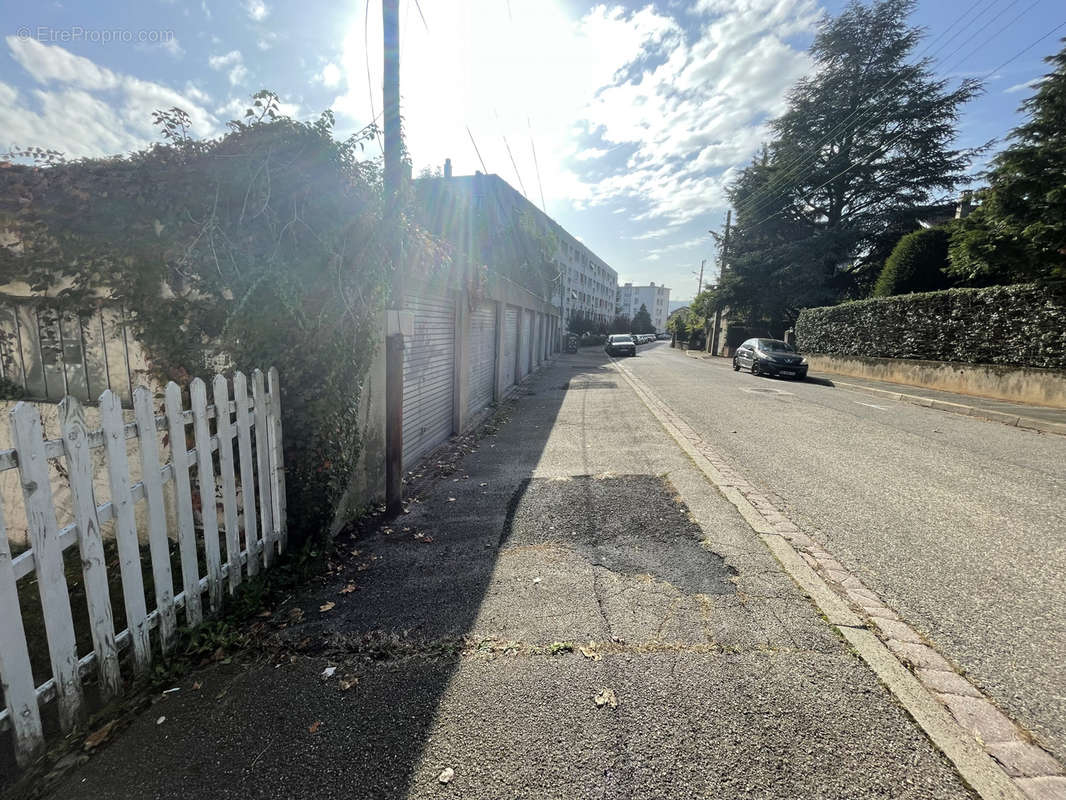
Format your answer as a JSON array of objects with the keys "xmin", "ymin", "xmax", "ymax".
[
  {"xmin": 750, "ymin": 361, "xmax": 759, "ymax": 376},
  {"xmin": 732, "ymin": 358, "xmax": 740, "ymax": 371}
]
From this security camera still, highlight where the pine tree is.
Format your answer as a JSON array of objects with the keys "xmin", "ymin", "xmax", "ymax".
[
  {"xmin": 721, "ymin": 0, "xmax": 979, "ymax": 327},
  {"xmin": 632, "ymin": 304, "xmax": 654, "ymax": 334},
  {"xmin": 948, "ymin": 40, "xmax": 1066, "ymax": 286}
]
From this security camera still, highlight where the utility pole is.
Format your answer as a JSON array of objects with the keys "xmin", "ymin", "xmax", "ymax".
[
  {"xmin": 707, "ymin": 210, "xmax": 731, "ymax": 355},
  {"xmin": 383, "ymin": 0, "xmax": 404, "ymax": 515},
  {"xmin": 695, "ymin": 259, "xmax": 705, "ymax": 296}
]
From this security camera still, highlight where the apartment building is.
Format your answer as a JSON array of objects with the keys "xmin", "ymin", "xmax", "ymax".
[
  {"xmin": 617, "ymin": 282, "xmax": 671, "ymax": 333},
  {"xmin": 418, "ymin": 168, "xmax": 617, "ymax": 331}
]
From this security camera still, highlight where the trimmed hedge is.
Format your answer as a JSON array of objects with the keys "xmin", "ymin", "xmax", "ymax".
[{"xmin": 795, "ymin": 283, "xmax": 1066, "ymax": 369}]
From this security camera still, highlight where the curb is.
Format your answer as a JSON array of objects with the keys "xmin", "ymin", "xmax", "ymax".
[
  {"xmin": 826, "ymin": 379, "xmax": 1066, "ymax": 436},
  {"xmin": 608, "ymin": 356, "xmax": 1064, "ymax": 800}
]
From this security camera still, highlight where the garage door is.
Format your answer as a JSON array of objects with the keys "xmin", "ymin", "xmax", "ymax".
[
  {"xmin": 403, "ymin": 292, "xmax": 455, "ymax": 470},
  {"xmin": 524, "ymin": 311, "xmax": 534, "ymax": 376},
  {"xmin": 468, "ymin": 302, "xmax": 497, "ymax": 416},
  {"xmin": 502, "ymin": 306, "xmax": 518, "ymax": 389}
]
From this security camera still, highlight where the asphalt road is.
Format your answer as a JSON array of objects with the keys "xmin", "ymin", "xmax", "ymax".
[{"xmin": 625, "ymin": 342, "xmax": 1066, "ymax": 763}]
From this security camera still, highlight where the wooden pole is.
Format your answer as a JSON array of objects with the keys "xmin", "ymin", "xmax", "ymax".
[{"xmin": 383, "ymin": 0, "xmax": 404, "ymax": 514}]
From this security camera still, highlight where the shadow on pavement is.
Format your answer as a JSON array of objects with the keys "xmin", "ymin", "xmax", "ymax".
[{"xmin": 40, "ymin": 352, "xmax": 601, "ymax": 800}]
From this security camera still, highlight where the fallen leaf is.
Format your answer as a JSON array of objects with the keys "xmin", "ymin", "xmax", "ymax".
[
  {"xmin": 308, "ymin": 721, "xmax": 322, "ymax": 734},
  {"xmin": 438, "ymin": 767, "xmax": 455, "ymax": 784},
  {"xmin": 339, "ymin": 676, "xmax": 359, "ymax": 691},
  {"xmin": 319, "ymin": 601, "xmax": 336, "ymax": 613},
  {"xmin": 321, "ymin": 666, "xmax": 337, "ymax": 680},
  {"xmin": 339, "ymin": 583, "xmax": 358, "ymax": 594},
  {"xmin": 579, "ymin": 645, "xmax": 602, "ymax": 661},
  {"xmin": 192, "ymin": 682, "xmax": 202, "ymax": 690},
  {"xmin": 418, "ymin": 536, "xmax": 434, "ymax": 544},
  {"xmin": 594, "ymin": 688, "xmax": 618, "ymax": 709},
  {"xmin": 83, "ymin": 720, "xmax": 118, "ymax": 751},
  {"xmin": 257, "ymin": 609, "xmax": 272, "ymax": 618}
]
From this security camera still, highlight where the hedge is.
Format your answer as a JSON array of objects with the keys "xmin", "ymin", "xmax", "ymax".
[{"xmin": 795, "ymin": 283, "xmax": 1066, "ymax": 369}]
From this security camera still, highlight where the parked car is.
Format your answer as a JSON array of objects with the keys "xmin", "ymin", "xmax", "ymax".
[
  {"xmin": 605, "ymin": 334, "xmax": 637, "ymax": 357},
  {"xmin": 733, "ymin": 338, "xmax": 808, "ymax": 379}
]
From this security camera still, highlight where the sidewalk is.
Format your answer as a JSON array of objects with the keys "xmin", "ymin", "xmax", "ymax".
[
  {"xmin": 684, "ymin": 349, "xmax": 1066, "ymax": 435},
  {"xmin": 44, "ymin": 353, "xmax": 975, "ymax": 800}
]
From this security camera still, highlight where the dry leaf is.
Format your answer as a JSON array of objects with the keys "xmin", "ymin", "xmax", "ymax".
[
  {"xmin": 594, "ymin": 688, "xmax": 618, "ymax": 709},
  {"xmin": 339, "ymin": 677, "xmax": 359, "ymax": 691},
  {"xmin": 339, "ymin": 583, "xmax": 358, "ymax": 594},
  {"xmin": 579, "ymin": 645, "xmax": 602, "ymax": 661},
  {"xmin": 308, "ymin": 720, "xmax": 322, "ymax": 734},
  {"xmin": 438, "ymin": 767, "xmax": 455, "ymax": 784},
  {"xmin": 257, "ymin": 609, "xmax": 272, "ymax": 618},
  {"xmin": 418, "ymin": 536, "xmax": 434, "ymax": 544},
  {"xmin": 319, "ymin": 601, "xmax": 336, "ymax": 613},
  {"xmin": 192, "ymin": 681, "xmax": 202, "ymax": 690},
  {"xmin": 83, "ymin": 720, "xmax": 118, "ymax": 751}
]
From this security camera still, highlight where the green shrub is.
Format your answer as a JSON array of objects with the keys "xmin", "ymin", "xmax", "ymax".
[{"xmin": 872, "ymin": 227, "xmax": 952, "ymax": 297}]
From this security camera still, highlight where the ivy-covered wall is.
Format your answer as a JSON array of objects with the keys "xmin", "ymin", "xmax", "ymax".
[{"xmin": 795, "ymin": 284, "xmax": 1066, "ymax": 369}]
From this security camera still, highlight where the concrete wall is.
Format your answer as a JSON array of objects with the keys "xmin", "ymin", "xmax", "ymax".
[{"xmin": 807, "ymin": 354, "xmax": 1066, "ymax": 409}]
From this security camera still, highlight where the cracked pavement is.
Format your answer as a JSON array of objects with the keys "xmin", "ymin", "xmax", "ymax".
[{"xmin": 43, "ymin": 349, "xmax": 977, "ymax": 800}]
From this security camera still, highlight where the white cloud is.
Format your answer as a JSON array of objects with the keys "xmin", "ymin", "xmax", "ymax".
[
  {"xmin": 318, "ymin": 62, "xmax": 342, "ymax": 88},
  {"xmin": 245, "ymin": 0, "xmax": 269, "ymax": 21},
  {"xmin": 208, "ymin": 50, "xmax": 248, "ymax": 86},
  {"xmin": 257, "ymin": 33, "xmax": 278, "ymax": 51},
  {"xmin": 1004, "ymin": 77, "xmax": 1043, "ymax": 94},
  {"xmin": 1, "ymin": 37, "xmax": 219, "ymax": 158}
]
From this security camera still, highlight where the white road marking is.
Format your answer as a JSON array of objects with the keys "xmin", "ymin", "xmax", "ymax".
[{"xmin": 855, "ymin": 401, "xmax": 889, "ymax": 410}]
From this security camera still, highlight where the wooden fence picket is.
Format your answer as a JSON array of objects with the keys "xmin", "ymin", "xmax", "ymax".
[
  {"xmin": 0, "ymin": 500, "xmax": 44, "ymax": 765},
  {"xmin": 233, "ymin": 372, "xmax": 259, "ymax": 576},
  {"xmin": 267, "ymin": 367, "xmax": 288, "ymax": 553},
  {"xmin": 133, "ymin": 387, "xmax": 177, "ymax": 653},
  {"xmin": 58, "ymin": 397, "xmax": 122, "ymax": 701},
  {"xmin": 252, "ymin": 369, "xmax": 276, "ymax": 568},
  {"xmin": 0, "ymin": 367, "xmax": 284, "ymax": 763},
  {"xmin": 99, "ymin": 390, "xmax": 151, "ymax": 672},
  {"xmin": 12, "ymin": 402, "xmax": 85, "ymax": 731},
  {"xmin": 213, "ymin": 375, "xmax": 241, "ymax": 593},
  {"xmin": 165, "ymin": 381, "xmax": 202, "ymax": 627},
  {"xmin": 190, "ymin": 378, "xmax": 223, "ymax": 612}
]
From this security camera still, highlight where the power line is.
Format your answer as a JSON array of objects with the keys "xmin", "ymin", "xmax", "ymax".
[
  {"xmin": 413, "ymin": 0, "xmax": 429, "ymax": 32},
  {"xmin": 733, "ymin": 0, "xmax": 1017, "ymax": 223},
  {"xmin": 466, "ymin": 125, "xmax": 488, "ymax": 173},
  {"xmin": 746, "ymin": 19, "xmax": 1066, "ymax": 230},
  {"xmin": 526, "ymin": 118, "xmax": 545, "ymax": 213}
]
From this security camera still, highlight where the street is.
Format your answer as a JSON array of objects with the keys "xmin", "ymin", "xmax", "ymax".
[
  {"xmin": 45, "ymin": 343, "xmax": 1064, "ymax": 799},
  {"xmin": 621, "ymin": 342, "xmax": 1066, "ymax": 765}
]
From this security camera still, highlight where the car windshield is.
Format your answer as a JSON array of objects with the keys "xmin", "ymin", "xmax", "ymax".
[{"xmin": 757, "ymin": 339, "xmax": 795, "ymax": 352}]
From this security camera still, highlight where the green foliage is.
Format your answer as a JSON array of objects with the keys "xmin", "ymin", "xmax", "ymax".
[
  {"xmin": 872, "ymin": 226, "xmax": 952, "ymax": 296},
  {"xmin": 0, "ymin": 91, "xmax": 439, "ymax": 542},
  {"xmin": 568, "ymin": 311, "xmax": 605, "ymax": 336},
  {"xmin": 796, "ymin": 283, "xmax": 1066, "ymax": 368},
  {"xmin": 720, "ymin": 0, "xmax": 980, "ymax": 329},
  {"xmin": 631, "ymin": 303, "xmax": 654, "ymax": 334},
  {"xmin": 948, "ymin": 41, "xmax": 1066, "ymax": 287},
  {"xmin": 607, "ymin": 314, "xmax": 631, "ymax": 334}
]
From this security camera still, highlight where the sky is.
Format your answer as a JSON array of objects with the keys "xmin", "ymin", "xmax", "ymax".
[{"xmin": 1, "ymin": 0, "xmax": 1063, "ymax": 303}]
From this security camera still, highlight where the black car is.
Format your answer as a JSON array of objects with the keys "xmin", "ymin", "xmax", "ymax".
[
  {"xmin": 605, "ymin": 334, "xmax": 637, "ymax": 357},
  {"xmin": 733, "ymin": 338, "xmax": 808, "ymax": 379}
]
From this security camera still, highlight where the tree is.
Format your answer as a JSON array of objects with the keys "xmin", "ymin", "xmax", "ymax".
[
  {"xmin": 721, "ymin": 0, "xmax": 980, "ymax": 328},
  {"xmin": 608, "ymin": 314, "xmax": 632, "ymax": 334},
  {"xmin": 948, "ymin": 40, "xmax": 1066, "ymax": 287},
  {"xmin": 872, "ymin": 226, "xmax": 952, "ymax": 296},
  {"xmin": 631, "ymin": 303, "xmax": 654, "ymax": 333}
]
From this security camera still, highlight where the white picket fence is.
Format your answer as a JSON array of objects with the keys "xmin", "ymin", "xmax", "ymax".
[{"xmin": 0, "ymin": 367, "xmax": 286, "ymax": 766}]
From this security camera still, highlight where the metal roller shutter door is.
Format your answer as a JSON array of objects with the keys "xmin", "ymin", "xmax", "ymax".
[
  {"xmin": 524, "ymin": 311, "xmax": 534, "ymax": 375},
  {"xmin": 468, "ymin": 302, "xmax": 496, "ymax": 415},
  {"xmin": 503, "ymin": 306, "xmax": 518, "ymax": 388},
  {"xmin": 534, "ymin": 314, "xmax": 542, "ymax": 366},
  {"xmin": 403, "ymin": 292, "xmax": 455, "ymax": 470}
]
